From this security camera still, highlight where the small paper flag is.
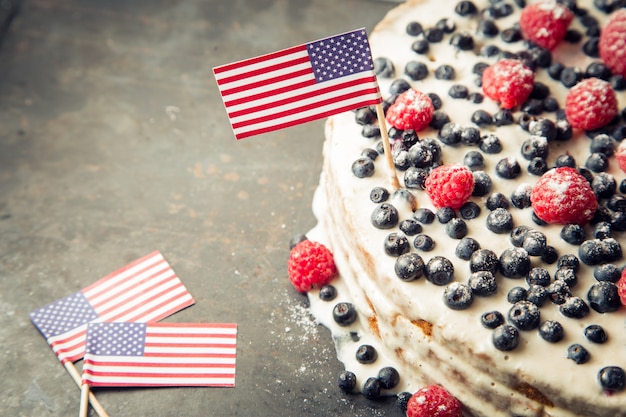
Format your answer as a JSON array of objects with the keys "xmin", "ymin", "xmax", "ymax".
[{"xmin": 82, "ymin": 322, "xmax": 237, "ymax": 387}]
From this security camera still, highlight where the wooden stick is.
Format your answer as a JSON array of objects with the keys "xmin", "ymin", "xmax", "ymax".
[
  {"xmin": 375, "ymin": 102, "xmax": 400, "ymax": 190},
  {"xmin": 64, "ymin": 362, "xmax": 110, "ymax": 417},
  {"xmin": 79, "ymin": 384, "xmax": 90, "ymax": 417}
]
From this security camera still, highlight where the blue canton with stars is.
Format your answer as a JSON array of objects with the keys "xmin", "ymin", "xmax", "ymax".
[
  {"xmin": 29, "ymin": 292, "xmax": 99, "ymax": 338},
  {"xmin": 86, "ymin": 322, "xmax": 147, "ymax": 357},
  {"xmin": 306, "ymin": 29, "xmax": 374, "ymax": 83}
]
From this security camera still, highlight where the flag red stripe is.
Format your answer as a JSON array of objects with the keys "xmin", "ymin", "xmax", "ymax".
[
  {"xmin": 231, "ymin": 85, "xmax": 380, "ymax": 129},
  {"xmin": 222, "ymin": 77, "xmax": 316, "ymax": 108},
  {"xmin": 213, "ymin": 44, "xmax": 305, "ymax": 75},
  {"xmin": 219, "ymin": 67, "xmax": 313, "ymax": 97},
  {"xmin": 147, "ymin": 332, "xmax": 236, "ymax": 338},
  {"xmin": 227, "ymin": 76, "xmax": 378, "ymax": 119},
  {"xmin": 80, "ymin": 381, "xmax": 235, "ymax": 387},
  {"xmin": 106, "ymin": 281, "xmax": 190, "ymax": 322},
  {"xmin": 142, "ymin": 352, "xmax": 237, "ymax": 358},
  {"xmin": 148, "ymin": 322, "xmax": 237, "ymax": 329},
  {"xmin": 81, "ymin": 251, "xmax": 161, "ymax": 293},
  {"xmin": 216, "ymin": 55, "xmax": 310, "ymax": 86},
  {"xmin": 145, "ymin": 343, "xmax": 236, "ymax": 349},
  {"xmin": 82, "ymin": 370, "xmax": 236, "ymax": 379},
  {"xmin": 234, "ymin": 98, "xmax": 381, "ymax": 140},
  {"xmin": 84, "ymin": 360, "xmax": 235, "ymax": 368}
]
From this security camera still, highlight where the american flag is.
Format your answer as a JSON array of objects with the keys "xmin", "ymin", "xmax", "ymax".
[
  {"xmin": 213, "ymin": 28, "xmax": 382, "ymax": 140},
  {"xmin": 82, "ymin": 322, "xmax": 237, "ymax": 387},
  {"xmin": 29, "ymin": 251, "xmax": 195, "ymax": 364}
]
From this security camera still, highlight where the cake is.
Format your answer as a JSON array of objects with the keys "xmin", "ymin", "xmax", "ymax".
[{"xmin": 288, "ymin": 1, "xmax": 626, "ymax": 416}]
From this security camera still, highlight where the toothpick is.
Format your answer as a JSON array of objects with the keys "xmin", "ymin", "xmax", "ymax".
[
  {"xmin": 64, "ymin": 362, "xmax": 109, "ymax": 417},
  {"xmin": 375, "ymin": 102, "xmax": 400, "ymax": 190}
]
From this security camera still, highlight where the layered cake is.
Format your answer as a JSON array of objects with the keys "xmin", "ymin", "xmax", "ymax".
[{"xmin": 288, "ymin": 0, "xmax": 626, "ymax": 416}]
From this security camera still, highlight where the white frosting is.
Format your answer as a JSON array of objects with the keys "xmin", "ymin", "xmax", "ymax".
[{"xmin": 304, "ymin": 1, "xmax": 626, "ymax": 416}]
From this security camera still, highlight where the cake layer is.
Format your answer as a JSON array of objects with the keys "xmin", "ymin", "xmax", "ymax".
[{"xmin": 305, "ymin": 1, "xmax": 626, "ymax": 416}]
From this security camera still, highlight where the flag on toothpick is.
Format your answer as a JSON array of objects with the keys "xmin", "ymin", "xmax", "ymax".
[
  {"xmin": 82, "ymin": 322, "xmax": 237, "ymax": 387},
  {"xmin": 213, "ymin": 28, "xmax": 382, "ymax": 140},
  {"xmin": 29, "ymin": 251, "xmax": 195, "ymax": 364}
]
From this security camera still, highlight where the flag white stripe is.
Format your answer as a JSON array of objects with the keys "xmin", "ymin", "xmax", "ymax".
[
  {"xmin": 86, "ymin": 356, "xmax": 236, "ymax": 365},
  {"xmin": 83, "ymin": 375, "xmax": 235, "ymax": 386},
  {"xmin": 222, "ymin": 72, "xmax": 315, "ymax": 105},
  {"xmin": 214, "ymin": 48, "xmax": 308, "ymax": 82}
]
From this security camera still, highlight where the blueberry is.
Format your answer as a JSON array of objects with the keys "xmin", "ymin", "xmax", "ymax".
[
  {"xmin": 464, "ymin": 151, "xmax": 485, "ymax": 171},
  {"xmin": 356, "ymin": 344, "xmax": 378, "ymax": 364},
  {"xmin": 413, "ymin": 234, "xmax": 435, "ymax": 251},
  {"xmin": 557, "ymin": 254, "xmax": 580, "ymax": 271},
  {"xmin": 526, "ymin": 284, "xmax": 548, "ymax": 307},
  {"xmin": 518, "ymin": 113, "xmax": 536, "ymax": 131},
  {"xmin": 523, "ymin": 230, "xmax": 546, "ymax": 256},
  {"xmin": 374, "ymin": 57, "xmax": 395, "ymax": 78},
  {"xmin": 456, "ymin": 237, "xmax": 480, "ymax": 260},
  {"xmin": 556, "ymin": 119, "xmax": 573, "ymax": 141},
  {"xmin": 594, "ymin": 264, "xmax": 621, "ymax": 283},
  {"xmin": 470, "ymin": 249, "xmax": 500, "ymax": 274},
  {"xmin": 582, "ymin": 37, "xmax": 600, "ymax": 57},
  {"xmin": 355, "ymin": 107, "xmax": 377, "ymax": 125},
  {"xmin": 408, "ymin": 143, "xmax": 434, "ymax": 168},
  {"xmin": 439, "ymin": 122, "xmax": 463, "ymax": 145},
  {"xmin": 586, "ymin": 152, "xmax": 609, "ymax": 172},
  {"xmin": 611, "ymin": 74, "xmax": 626, "ymax": 91},
  {"xmin": 319, "ymin": 285, "xmax": 337, "ymax": 301},
  {"xmin": 450, "ymin": 32, "xmax": 474, "ymax": 50},
  {"xmin": 492, "ymin": 324, "xmax": 520, "ymax": 351},
  {"xmin": 495, "ymin": 157, "xmax": 521, "ymax": 179},
  {"xmin": 607, "ymin": 195, "xmax": 626, "ymax": 212},
  {"xmin": 478, "ymin": 19, "xmax": 499, "ymax": 37},
  {"xmin": 352, "ymin": 157, "xmax": 375, "ymax": 178},
  {"xmin": 389, "ymin": 79, "xmax": 411, "ymax": 95},
  {"xmin": 399, "ymin": 219, "xmax": 423, "ymax": 236},
  {"xmin": 590, "ymin": 133, "xmax": 615, "ymax": 156},
  {"xmin": 567, "ymin": 344, "xmax": 590, "ymax": 364},
  {"xmin": 378, "ymin": 367, "xmax": 400, "ymax": 389},
  {"xmin": 559, "ymin": 296, "xmax": 590, "ymax": 319},
  {"xmin": 362, "ymin": 124, "xmax": 380, "ymax": 139},
  {"xmin": 481, "ymin": 44, "xmax": 501, "ymax": 57},
  {"xmin": 434, "ymin": 64, "xmax": 455, "ymax": 80},
  {"xmin": 487, "ymin": 208, "xmax": 514, "ymax": 234},
  {"xmin": 427, "ymin": 93, "xmax": 443, "ymax": 111},
  {"xmin": 526, "ymin": 267, "xmax": 551, "ymax": 287},
  {"xmin": 587, "ymin": 281, "xmax": 621, "ymax": 313},
  {"xmin": 560, "ymin": 66, "xmax": 583, "ymax": 87},
  {"xmin": 486, "ymin": 193, "xmax": 510, "ymax": 211},
  {"xmin": 338, "ymin": 370, "xmax": 357, "ymax": 393},
  {"xmin": 481, "ymin": 310, "xmax": 504, "ymax": 329},
  {"xmin": 460, "ymin": 202, "xmax": 481, "ymax": 220},
  {"xmin": 579, "ymin": 239, "xmax": 604, "ymax": 265},
  {"xmin": 405, "ymin": 61, "xmax": 429, "ymax": 81},
  {"xmin": 542, "ymin": 97, "xmax": 559, "ymax": 113},
  {"xmin": 508, "ymin": 301, "xmax": 540, "ymax": 330},
  {"xmin": 594, "ymin": 221, "xmax": 612, "ymax": 240},
  {"xmin": 560, "ymin": 224, "xmax": 585, "ymax": 245},
  {"xmin": 396, "ymin": 392, "xmax": 413, "ymax": 413},
  {"xmin": 555, "ymin": 267, "xmax": 577, "ymax": 288},
  {"xmin": 521, "ymin": 136, "xmax": 548, "ymax": 160},
  {"xmin": 547, "ymin": 280, "xmax": 572, "ymax": 305},
  {"xmin": 494, "ymin": 109, "xmax": 514, "ymax": 126},
  {"xmin": 467, "ymin": 270, "xmax": 496, "ymax": 296},
  {"xmin": 361, "ymin": 377, "xmax": 382, "ymax": 400},
  {"xmin": 507, "ymin": 286, "xmax": 528, "ymax": 304},
  {"xmin": 446, "ymin": 218, "xmax": 468, "ymax": 239},
  {"xmin": 362, "ymin": 148, "xmax": 379, "ymax": 161},
  {"xmin": 555, "ymin": 154, "xmax": 576, "ymax": 168},
  {"xmin": 479, "ymin": 133, "xmax": 503, "ymax": 153},
  {"xmin": 598, "ymin": 366, "xmax": 626, "ymax": 392},
  {"xmin": 425, "ymin": 256, "xmax": 454, "ymax": 285},
  {"xmin": 429, "ymin": 111, "xmax": 451, "ymax": 130},
  {"xmin": 444, "ymin": 282, "xmax": 474, "ymax": 310},
  {"xmin": 404, "ymin": 167, "xmax": 428, "ymax": 189},
  {"xmin": 501, "ymin": 27, "xmax": 522, "ymax": 43},
  {"xmin": 521, "ymin": 99, "xmax": 544, "ymax": 116},
  {"xmin": 333, "ymin": 302, "xmax": 357, "ymax": 326},
  {"xmin": 471, "ymin": 109, "xmax": 493, "ymax": 126},
  {"xmin": 370, "ymin": 187, "xmax": 390, "ymax": 203},
  {"xmin": 424, "ymin": 27, "xmax": 444, "ymax": 43},
  {"xmin": 436, "ymin": 207, "xmax": 457, "ymax": 224},
  {"xmin": 499, "ymin": 247, "xmax": 531, "ymax": 278},
  {"xmin": 394, "ymin": 252, "xmax": 425, "ymax": 282},
  {"xmin": 384, "ymin": 233, "xmax": 410, "ymax": 257},
  {"xmin": 510, "ymin": 184, "xmax": 532, "ymax": 209},
  {"xmin": 592, "ymin": 172, "xmax": 617, "ymax": 198},
  {"xmin": 547, "ymin": 62, "xmax": 564, "ymax": 80},
  {"xmin": 585, "ymin": 324, "xmax": 608, "ymax": 344},
  {"xmin": 538, "ymin": 320, "xmax": 564, "ymax": 343},
  {"xmin": 411, "ymin": 39, "xmax": 430, "ymax": 55},
  {"xmin": 421, "ymin": 137, "xmax": 442, "ymax": 162},
  {"xmin": 414, "ymin": 208, "xmax": 435, "ymax": 224},
  {"xmin": 455, "ymin": 0, "xmax": 478, "ymax": 16},
  {"xmin": 461, "ymin": 126, "xmax": 482, "ymax": 146},
  {"xmin": 527, "ymin": 158, "xmax": 549, "ymax": 176},
  {"xmin": 406, "ymin": 21, "xmax": 423, "ymax": 36},
  {"xmin": 448, "ymin": 84, "xmax": 469, "ymax": 99},
  {"xmin": 470, "ymin": 171, "xmax": 491, "ymax": 197},
  {"xmin": 371, "ymin": 203, "xmax": 399, "ymax": 229},
  {"xmin": 436, "ymin": 17, "xmax": 456, "ymax": 33}
]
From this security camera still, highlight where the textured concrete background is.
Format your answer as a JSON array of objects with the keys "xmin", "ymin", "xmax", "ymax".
[{"xmin": 0, "ymin": 0, "xmax": 406, "ymax": 416}]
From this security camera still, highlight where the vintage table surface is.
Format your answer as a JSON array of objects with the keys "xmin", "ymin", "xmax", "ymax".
[{"xmin": 0, "ymin": 0, "xmax": 407, "ymax": 416}]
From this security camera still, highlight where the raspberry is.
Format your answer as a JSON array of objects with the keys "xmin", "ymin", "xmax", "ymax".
[
  {"xmin": 530, "ymin": 167, "xmax": 598, "ymax": 225},
  {"xmin": 599, "ymin": 9, "xmax": 626, "ymax": 78},
  {"xmin": 385, "ymin": 88, "xmax": 434, "ymax": 132},
  {"xmin": 425, "ymin": 164, "xmax": 474, "ymax": 209},
  {"xmin": 564, "ymin": 78, "xmax": 619, "ymax": 131},
  {"xmin": 617, "ymin": 268, "xmax": 626, "ymax": 307},
  {"xmin": 406, "ymin": 385, "xmax": 462, "ymax": 417},
  {"xmin": 616, "ymin": 141, "xmax": 626, "ymax": 173},
  {"xmin": 519, "ymin": 1, "xmax": 574, "ymax": 50},
  {"xmin": 288, "ymin": 240, "xmax": 337, "ymax": 292},
  {"xmin": 482, "ymin": 59, "xmax": 534, "ymax": 109}
]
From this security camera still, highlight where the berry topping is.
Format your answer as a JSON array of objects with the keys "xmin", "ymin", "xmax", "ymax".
[
  {"xmin": 287, "ymin": 240, "xmax": 337, "ymax": 292},
  {"xmin": 599, "ymin": 10, "xmax": 626, "ymax": 78},
  {"xmin": 564, "ymin": 78, "xmax": 619, "ymax": 131},
  {"xmin": 425, "ymin": 164, "xmax": 475, "ymax": 209},
  {"xmin": 599, "ymin": 366, "xmax": 626, "ymax": 393},
  {"xmin": 337, "ymin": 370, "xmax": 357, "ymax": 393},
  {"xmin": 519, "ymin": 1, "xmax": 574, "ymax": 50},
  {"xmin": 617, "ymin": 268, "xmax": 626, "ymax": 306},
  {"xmin": 616, "ymin": 140, "xmax": 626, "ymax": 173},
  {"xmin": 385, "ymin": 88, "xmax": 434, "ymax": 132},
  {"xmin": 482, "ymin": 59, "xmax": 535, "ymax": 109},
  {"xmin": 406, "ymin": 385, "xmax": 462, "ymax": 417},
  {"xmin": 530, "ymin": 167, "xmax": 598, "ymax": 225}
]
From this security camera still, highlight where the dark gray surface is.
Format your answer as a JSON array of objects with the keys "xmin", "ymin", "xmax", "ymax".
[{"xmin": 0, "ymin": 0, "xmax": 403, "ymax": 416}]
